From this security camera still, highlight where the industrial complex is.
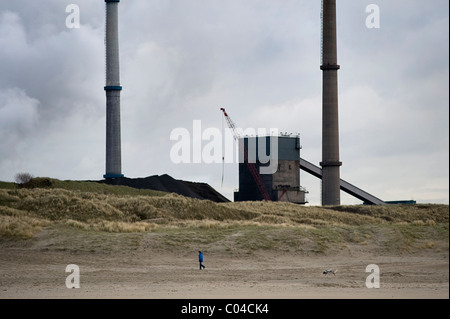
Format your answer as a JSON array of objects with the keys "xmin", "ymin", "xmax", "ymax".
[{"xmin": 102, "ymin": 0, "xmax": 413, "ymax": 206}]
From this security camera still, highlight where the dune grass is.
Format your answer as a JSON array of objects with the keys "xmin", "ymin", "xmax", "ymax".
[
  {"xmin": 0, "ymin": 181, "xmax": 448, "ymax": 255},
  {"xmin": 0, "ymin": 206, "xmax": 50, "ymax": 239}
]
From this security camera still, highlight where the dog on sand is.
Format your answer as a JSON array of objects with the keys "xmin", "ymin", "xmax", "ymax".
[{"xmin": 323, "ymin": 269, "xmax": 338, "ymax": 276}]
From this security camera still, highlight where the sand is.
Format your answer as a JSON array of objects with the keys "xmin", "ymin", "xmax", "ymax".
[{"xmin": 0, "ymin": 243, "xmax": 447, "ymax": 299}]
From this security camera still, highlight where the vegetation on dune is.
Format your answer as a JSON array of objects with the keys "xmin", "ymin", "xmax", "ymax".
[
  {"xmin": 0, "ymin": 178, "xmax": 448, "ymax": 255},
  {"xmin": 0, "ymin": 206, "xmax": 49, "ymax": 239},
  {"xmin": 8, "ymin": 177, "xmax": 166, "ymax": 197},
  {"xmin": 222, "ymin": 201, "xmax": 448, "ymax": 225}
]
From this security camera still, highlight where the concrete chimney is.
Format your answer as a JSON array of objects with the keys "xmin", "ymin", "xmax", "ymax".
[
  {"xmin": 320, "ymin": 0, "xmax": 341, "ymax": 205},
  {"xmin": 104, "ymin": 0, "xmax": 123, "ymax": 179}
]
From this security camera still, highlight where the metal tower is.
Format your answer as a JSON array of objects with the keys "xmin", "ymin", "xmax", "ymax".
[
  {"xmin": 104, "ymin": 0, "xmax": 123, "ymax": 179},
  {"xmin": 320, "ymin": 0, "xmax": 341, "ymax": 205}
]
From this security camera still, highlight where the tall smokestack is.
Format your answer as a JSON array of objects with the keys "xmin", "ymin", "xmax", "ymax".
[
  {"xmin": 104, "ymin": 0, "xmax": 123, "ymax": 179},
  {"xmin": 320, "ymin": 0, "xmax": 341, "ymax": 205}
]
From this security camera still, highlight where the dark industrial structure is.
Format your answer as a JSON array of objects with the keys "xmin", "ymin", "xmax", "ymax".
[
  {"xmin": 320, "ymin": 0, "xmax": 342, "ymax": 205},
  {"xmin": 234, "ymin": 135, "xmax": 308, "ymax": 204},
  {"xmin": 104, "ymin": 0, "xmax": 124, "ymax": 179}
]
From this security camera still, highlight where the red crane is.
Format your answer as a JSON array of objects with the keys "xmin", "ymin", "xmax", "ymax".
[{"xmin": 220, "ymin": 108, "xmax": 272, "ymax": 201}]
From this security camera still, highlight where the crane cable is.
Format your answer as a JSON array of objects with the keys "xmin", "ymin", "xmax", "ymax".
[{"xmin": 221, "ymin": 111, "xmax": 225, "ymax": 187}]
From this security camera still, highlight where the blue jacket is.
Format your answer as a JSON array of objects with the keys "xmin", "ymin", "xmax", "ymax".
[{"xmin": 199, "ymin": 252, "xmax": 203, "ymax": 262}]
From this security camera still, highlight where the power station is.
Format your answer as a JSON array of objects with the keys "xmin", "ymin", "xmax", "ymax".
[
  {"xmin": 100, "ymin": 1, "xmax": 407, "ymax": 205},
  {"xmin": 104, "ymin": 0, "xmax": 123, "ymax": 179},
  {"xmin": 234, "ymin": 135, "xmax": 308, "ymax": 204}
]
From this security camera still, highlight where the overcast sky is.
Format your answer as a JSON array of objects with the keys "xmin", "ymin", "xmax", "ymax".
[{"xmin": 0, "ymin": 0, "xmax": 448, "ymax": 205}]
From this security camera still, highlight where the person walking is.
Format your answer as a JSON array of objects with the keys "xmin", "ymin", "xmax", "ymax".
[{"xmin": 198, "ymin": 251, "xmax": 206, "ymax": 270}]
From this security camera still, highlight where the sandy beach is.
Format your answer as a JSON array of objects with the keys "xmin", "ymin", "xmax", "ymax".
[
  {"xmin": 1, "ymin": 188, "xmax": 448, "ymax": 301},
  {"xmin": 1, "ymin": 240, "xmax": 447, "ymax": 299}
]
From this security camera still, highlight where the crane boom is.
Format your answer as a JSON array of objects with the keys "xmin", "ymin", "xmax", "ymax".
[{"xmin": 220, "ymin": 108, "xmax": 272, "ymax": 201}]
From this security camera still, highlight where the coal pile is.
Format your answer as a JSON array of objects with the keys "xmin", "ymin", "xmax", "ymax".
[{"xmin": 98, "ymin": 174, "xmax": 230, "ymax": 203}]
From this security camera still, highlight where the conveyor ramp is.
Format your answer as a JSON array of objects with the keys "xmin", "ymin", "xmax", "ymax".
[{"xmin": 300, "ymin": 158, "xmax": 385, "ymax": 205}]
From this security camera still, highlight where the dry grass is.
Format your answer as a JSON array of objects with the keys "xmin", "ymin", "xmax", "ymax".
[
  {"xmin": 0, "ymin": 186, "xmax": 448, "ymax": 255},
  {"xmin": 0, "ymin": 188, "xmax": 262, "ymax": 226},
  {"xmin": 0, "ymin": 206, "xmax": 49, "ymax": 239},
  {"xmin": 64, "ymin": 219, "xmax": 159, "ymax": 233},
  {"xmin": 1, "ymin": 188, "xmax": 448, "ymax": 231}
]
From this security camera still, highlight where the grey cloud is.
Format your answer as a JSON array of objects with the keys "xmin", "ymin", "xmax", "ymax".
[
  {"xmin": 0, "ymin": 0, "xmax": 448, "ymax": 205},
  {"xmin": 0, "ymin": 88, "xmax": 40, "ymax": 155}
]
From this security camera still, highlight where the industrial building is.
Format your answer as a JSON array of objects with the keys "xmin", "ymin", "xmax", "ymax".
[{"xmin": 234, "ymin": 135, "xmax": 308, "ymax": 204}]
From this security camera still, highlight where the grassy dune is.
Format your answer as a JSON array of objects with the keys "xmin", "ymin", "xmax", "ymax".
[{"xmin": 0, "ymin": 179, "xmax": 448, "ymax": 255}]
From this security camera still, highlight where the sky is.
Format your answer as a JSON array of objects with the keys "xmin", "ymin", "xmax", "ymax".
[{"xmin": 0, "ymin": 0, "xmax": 448, "ymax": 205}]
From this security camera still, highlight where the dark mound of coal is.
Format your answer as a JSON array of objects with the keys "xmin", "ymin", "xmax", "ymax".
[{"xmin": 98, "ymin": 174, "xmax": 230, "ymax": 203}]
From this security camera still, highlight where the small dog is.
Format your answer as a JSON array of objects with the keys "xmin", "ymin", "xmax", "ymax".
[{"xmin": 323, "ymin": 269, "xmax": 338, "ymax": 276}]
